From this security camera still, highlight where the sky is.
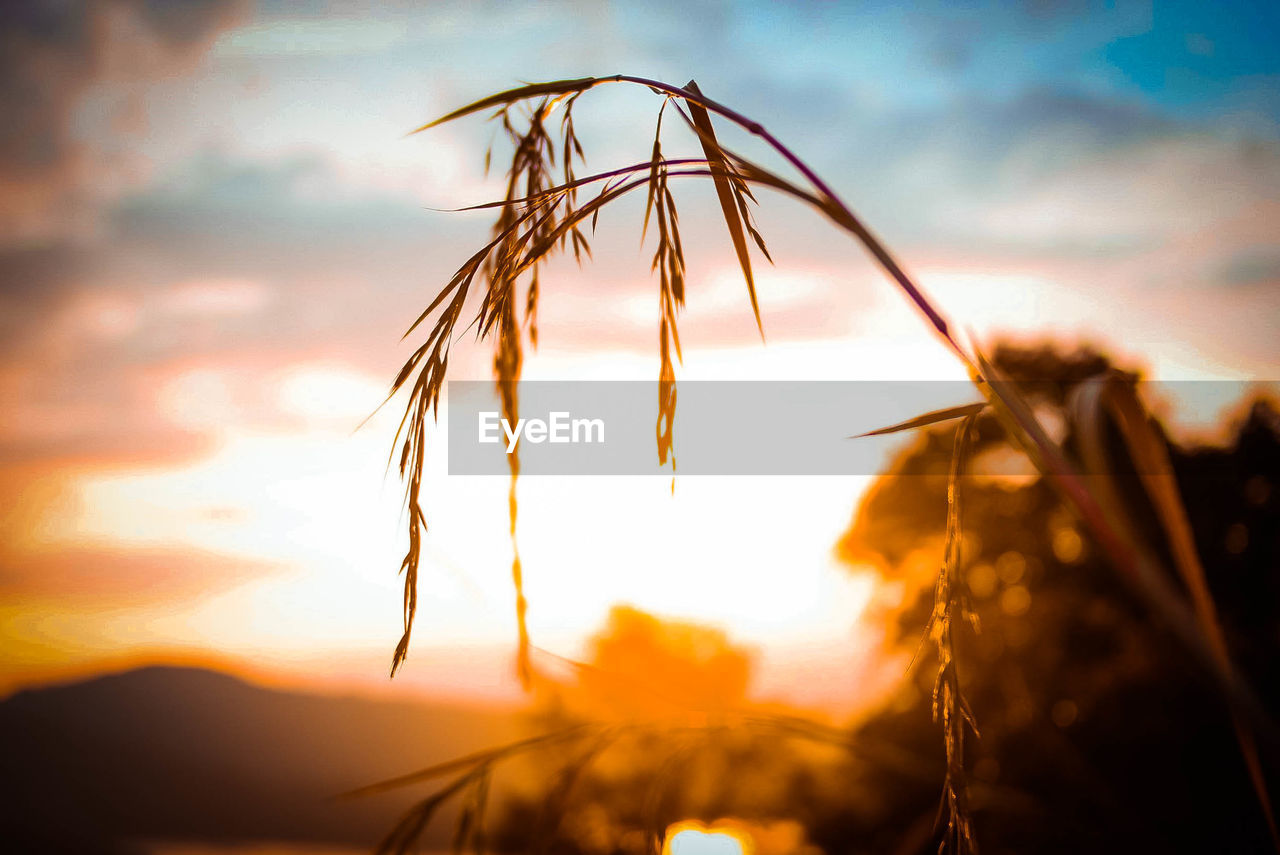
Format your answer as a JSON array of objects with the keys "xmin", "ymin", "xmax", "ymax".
[{"xmin": 1, "ymin": 0, "xmax": 1278, "ymax": 711}]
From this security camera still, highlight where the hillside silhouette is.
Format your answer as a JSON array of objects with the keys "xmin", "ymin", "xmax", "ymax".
[{"xmin": 0, "ymin": 666, "xmax": 525, "ymax": 853}]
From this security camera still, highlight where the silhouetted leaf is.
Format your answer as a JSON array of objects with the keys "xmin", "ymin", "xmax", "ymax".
[
  {"xmin": 850, "ymin": 403, "xmax": 986, "ymax": 438},
  {"xmin": 684, "ymin": 81, "xmax": 763, "ymax": 337}
]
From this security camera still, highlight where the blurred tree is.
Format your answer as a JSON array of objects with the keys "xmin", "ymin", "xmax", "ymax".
[
  {"xmin": 540, "ymin": 604, "xmax": 754, "ymax": 720},
  {"xmin": 824, "ymin": 342, "xmax": 1280, "ymax": 854}
]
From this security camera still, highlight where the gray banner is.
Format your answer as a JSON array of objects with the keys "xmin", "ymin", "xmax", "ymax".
[{"xmin": 444, "ymin": 380, "xmax": 1272, "ymax": 476}]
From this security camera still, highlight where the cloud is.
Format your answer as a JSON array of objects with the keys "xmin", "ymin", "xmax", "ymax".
[
  {"xmin": 0, "ymin": 0, "xmax": 247, "ymax": 244},
  {"xmin": 107, "ymin": 149, "xmax": 448, "ymax": 253},
  {"xmin": 3, "ymin": 5, "xmax": 1279, "ymax": 497},
  {"xmin": 1218, "ymin": 245, "xmax": 1280, "ymax": 287},
  {"xmin": 0, "ymin": 242, "xmax": 95, "ymax": 353},
  {"xmin": 0, "ymin": 542, "xmax": 277, "ymax": 604},
  {"xmin": 0, "ymin": 148, "xmax": 478, "ymax": 492},
  {"xmin": 159, "ymin": 278, "xmax": 270, "ymax": 317},
  {"xmin": 0, "ymin": 351, "xmax": 217, "ymax": 470},
  {"xmin": 0, "ymin": 462, "xmax": 269, "ymax": 614},
  {"xmin": 774, "ymin": 86, "xmax": 1280, "ymax": 300}
]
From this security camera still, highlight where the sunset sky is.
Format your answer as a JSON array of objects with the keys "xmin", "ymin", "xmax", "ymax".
[{"xmin": 2, "ymin": 0, "xmax": 1278, "ymax": 711}]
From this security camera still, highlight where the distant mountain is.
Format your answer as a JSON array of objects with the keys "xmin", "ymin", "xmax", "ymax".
[{"xmin": 0, "ymin": 666, "xmax": 527, "ymax": 854}]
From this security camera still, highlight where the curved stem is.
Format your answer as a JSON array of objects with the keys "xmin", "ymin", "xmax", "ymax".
[
  {"xmin": 412, "ymin": 76, "xmax": 1279, "ymax": 759},
  {"xmin": 608, "ymin": 75, "xmax": 965, "ymax": 359}
]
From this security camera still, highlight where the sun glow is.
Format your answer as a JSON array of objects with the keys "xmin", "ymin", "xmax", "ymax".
[
  {"xmin": 665, "ymin": 822, "xmax": 752, "ymax": 855},
  {"xmin": 29, "ymin": 349, "xmax": 887, "ymax": 707}
]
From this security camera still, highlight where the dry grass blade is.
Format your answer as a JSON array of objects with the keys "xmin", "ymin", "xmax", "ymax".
[
  {"xmin": 683, "ymin": 80, "xmax": 764, "ymax": 336},
  {"xmin": 451, "ymin": 769, "xmax": 492, "ymax": 855},
  {"xmin": 1105, "ymin": 380, "xmax": 1230, "ymax": 650},
  {"xmin": 438, "ymin": 88, "xmax": 602, "ymax": 687},
  {"xmin": 643, "ymin": 100, "xmax": 669, "ymax": 243},
  {"xmin": 411, "ymin": 77, "xmax": 598, "ymax": 134},
  {"xmin": 517, "ymin": 165, "xmax": 787, "ymax": 271},
  {"xmin": 532, "ymin": 729, "xmax": 620, "ymax": 854},
  {"xmin": 374, "ymin": 770, "xmax": 478, "ymax": 855},
  {"xmin": 1073, "ymin": 377, "xmax": 1280, "ymax": 847},
  {"xmin": 359, "ymin": 711, "xmax": 892, "ymax": 855},
  {"xmin": 386, "ymin": 201, "xmax": 554, "ymax": 677},
  {"xmin": 340, "ymin": 724, "xmax": 595, "ymax": 800},
  {"xmin": 978, "ymin": 346, "xmax": 1278, "ymax": 756},
  {"xmin": 928, "ymin": 412, "xmax": 980, "ymax": 855},
  {"xmin": 389, "ymin": 153, "xmax": 804, "ymax": 619},
  {"xmin": 643, "ymin": 737, "xmax": 701, "ymax": 854},
  {"xmin": 850, "ymin": 403, "xmax": 986, "ymax": 438},
  {"xmin": 435, "ymin": 157, "xmax": 703, "ymax": 214},
  {"xmin": 420, "ymin": 73, "xmax": 963, "ymax": 353},
  {"xmin": 638, "ymin": 106, "xmax": 684, "ymax": 470}
]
